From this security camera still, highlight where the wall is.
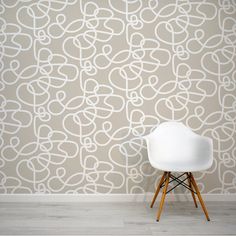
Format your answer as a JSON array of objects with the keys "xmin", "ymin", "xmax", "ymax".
[{"xmin": 0, "ymin": 0, "xmax": 236, "ymax": 194}]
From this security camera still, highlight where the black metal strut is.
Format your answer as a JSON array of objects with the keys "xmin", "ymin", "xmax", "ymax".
[{"xmin": 159, "ymin": 172, "xmax": 197, "ymax": 194}]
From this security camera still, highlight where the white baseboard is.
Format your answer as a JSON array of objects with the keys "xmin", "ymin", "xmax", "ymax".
[{"xmin": 0, "ymin": 193, "xmax": 236, "ymax": 202}]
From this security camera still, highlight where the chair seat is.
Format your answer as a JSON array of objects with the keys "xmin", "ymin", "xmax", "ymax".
[{"xmin": 150, "ymin": 159, "xmax": 212, "ymax": 172}]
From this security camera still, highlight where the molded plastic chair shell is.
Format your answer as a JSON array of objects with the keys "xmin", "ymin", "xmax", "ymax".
[{"xmin": 144, "ymin": 122, "xmax": 213, "ymax": 172}]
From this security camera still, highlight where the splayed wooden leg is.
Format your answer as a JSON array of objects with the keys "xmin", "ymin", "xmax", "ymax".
[
  {"xmin": 156, "ymin": 172, "xmax": 170, "ymax": 222},
  {"xmin": 190, "ymin": 173, "xmax": 210, "ymax": 221},
  {"xmin": 150, "ymin": 172, "xmax": 167, "ymax": 208},
  {"xmin": 187, "ymin": 172, "xmax": 198, "ymax": 208}
]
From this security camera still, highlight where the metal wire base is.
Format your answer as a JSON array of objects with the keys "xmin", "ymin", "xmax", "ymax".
[
  {"xmin": 160, "ymin": 172, "xmax": 197, "ymax": 194},
  {"xmin": 151, "ymin": 171, "xmax": 210, "ymax": 222}
]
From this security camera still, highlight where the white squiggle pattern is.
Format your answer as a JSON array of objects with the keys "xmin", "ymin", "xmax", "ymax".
[{"xmin": 0, "ymin": 0, "xmax": 236, "ymax": 194}]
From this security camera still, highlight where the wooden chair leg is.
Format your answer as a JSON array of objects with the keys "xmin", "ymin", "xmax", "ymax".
[
  {"xmin": 150, "ymin": 172, "xmax": 167, "ymax": 208},
  {"xmin": 186, "ymin": 173, "xmax": 198, "ymax": 208},
  {"xmin": 156, "ymin": 172, "xmax": 170, "ymax": 222},
  {"xmin": 190, "ymin": 173, "xmax": 210, "ymax": 221}
]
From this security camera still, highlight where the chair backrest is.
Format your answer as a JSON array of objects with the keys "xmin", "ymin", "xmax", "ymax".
[{"xmin": 144, "ymin": 122, "xmax": 199, "ymax": 165}]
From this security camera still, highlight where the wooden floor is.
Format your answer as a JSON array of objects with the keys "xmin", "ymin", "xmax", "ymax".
[{"xmin": 0, "ymin": 201, "xmax": 236, "ymax": 235}]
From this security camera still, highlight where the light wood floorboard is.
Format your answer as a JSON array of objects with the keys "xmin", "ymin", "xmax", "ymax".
[{"xmin": 0, "ymin": 202, "xmax": 236, "ymax": 235}]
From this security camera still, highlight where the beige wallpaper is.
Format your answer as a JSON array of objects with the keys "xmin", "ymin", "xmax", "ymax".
[{"xmin": 0, "ymin": 0, "xmax": 236, "ymax": 194}]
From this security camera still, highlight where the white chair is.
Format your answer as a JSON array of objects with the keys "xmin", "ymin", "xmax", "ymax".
[{"xmin": 144, "ymin": 121, "xmax": 213, "ymax": 221}]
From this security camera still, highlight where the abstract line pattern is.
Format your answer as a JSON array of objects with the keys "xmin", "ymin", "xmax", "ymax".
[{"xmin": 0, "ymin": 0, "xmax": 236, "ymax": 194}]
